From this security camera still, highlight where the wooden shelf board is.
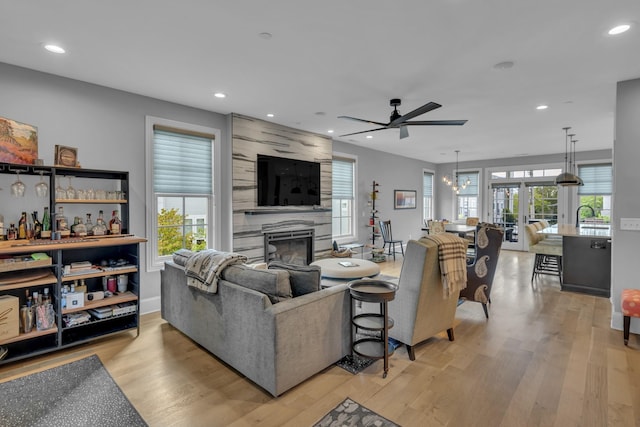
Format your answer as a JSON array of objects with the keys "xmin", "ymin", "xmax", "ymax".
[
  {"xmin": 0, "ymin": 325, "xmax": 58, "ymax": 345},
  {"xmin": 62, "ymin": 266, "xmax": 137, "ymax": 282},
  {"xmin": 0, "ymin": 271, "xmax": 57, "ymax": 290},
  {"xmin": 0, "ymin": 236, "xmax": 146, "ymax": 255},
  {"xmin": 62, "ymin": 291, "xmax": 138, "ymax": 315},
  {"xmin": 56, "ymin": 199, "xmax": 127, "ymax": 204}
]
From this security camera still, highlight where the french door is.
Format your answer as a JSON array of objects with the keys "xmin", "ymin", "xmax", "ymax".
[{"xmin": 490, "ymin": 181, "xmax": 561, "ymax": 251}]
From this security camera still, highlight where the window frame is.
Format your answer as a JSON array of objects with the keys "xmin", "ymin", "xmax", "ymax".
[
  {"xmin": 455, "ymin": 170, "xmax": 480, "ymax": 220},
  {"xmin": 577, "ymin": 161, "xmax": 613, "ymax": 224},
  {"xmin": 145, "ymin": 116, "xmax": 221, "ymax": 272},
  {"xmin": 331, "ymin": 153, "xmax": 357, "ymax": 244},
  {"xmin": 422, "ymin": 169, "xmax": 435, "ymax": 223}
]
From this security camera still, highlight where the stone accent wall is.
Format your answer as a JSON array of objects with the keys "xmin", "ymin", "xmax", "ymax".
[{"xmin": 232, "ymin": 114, "xmax": 333, "ymax": 263}]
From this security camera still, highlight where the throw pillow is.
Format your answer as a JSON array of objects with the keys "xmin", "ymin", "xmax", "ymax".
[
  {"xmin": 221, "ymin": 264, "xmax": 292, "ymax": 303},
  {"xmin": 268, "ymin": 261, "xmax": 320, "ymax": 297},
  {"xmin": 172, "ymin": 249, "xmax": 194, "ymax": 267}
]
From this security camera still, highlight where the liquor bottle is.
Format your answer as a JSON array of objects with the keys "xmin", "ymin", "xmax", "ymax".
[
  {"xmin": 0, "ymin": 214, "xmax": 4, "ymax": 241},
  {"xmin": 32, "ymin": 211, "xmax": 42, "ymax": 239},
  {"xmin": 7, "ymin": 223, "xmax": 17, "ymax": 240},
  {"xmin": 109, "ymin": 210, "xmax": 121, "ymax": 235},
  {"xmin": 85, "ymin": 213, "xmax": 93, "ymax": 236},
  {"xmin": 41, "ymin": 207, "xmax": 51, "ymax": 239},
  {"xmin": 56, "ymin": 206, "xmax": 70, "ymax": 238},
  {"xmin": 71, "ymin": 217, "xmax": 87, "ymax": 237},
  {"xmin": 92, "ymin": 210, "xmax": 108, "ymax": 236},
  {"xmin": 18, "ymin": 212, "xmax": 27, "ymax": 239}
]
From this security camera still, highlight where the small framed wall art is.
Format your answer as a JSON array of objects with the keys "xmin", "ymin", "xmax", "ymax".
[
  {"xmin": 0, "ymin": 116, "xmax": 38, "ymax": 165},
  {"xmin": 54, "ymin": 145, "xmax": 79, "ymax": 167},
  {"xmin": 394, "ymin": 190, "xmax": 417, "ymax": 209}
]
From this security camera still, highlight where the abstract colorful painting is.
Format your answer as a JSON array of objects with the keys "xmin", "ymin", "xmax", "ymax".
[{"xmin": 0, "ymin": 116, "xmax": 38, "ymax": 165}]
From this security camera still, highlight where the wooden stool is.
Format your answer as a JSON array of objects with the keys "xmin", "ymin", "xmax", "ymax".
[{"xmin": 621, "ymin": 289, "xmax": 640, "ymax": 345}]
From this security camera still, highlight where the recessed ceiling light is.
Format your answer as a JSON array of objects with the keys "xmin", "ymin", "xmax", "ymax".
[
  {"xmin": 366, "ymin": 135, "xmax": 373, "ymax": 139},
  {"xmin": 327, "ymin": 130, "xmax": 334, "ymax": 134},
  {"xmin": 493, "ymin": 61, "xmax": 514, "ymax": 70},
  {"xmin": 213, "ymin": 92, "xmax": 226, "ymax": 99},
  {"xmin": 259, "ymin": 32, "xmax": 273, "ymax": 40},
  {"xmin": 44, "ymin": 44, "xmax": 65, "ymax": 54},
  {"xmin": 608, "ymin": 24, "xmax": 631, "ymax": 35},
  {"xmin": 266, "ymin": 113, "xmax": 274, "ymax": 118},
  {"xmin": 536, "ymin": 105, "xmax": 548, "ymax": 110}
]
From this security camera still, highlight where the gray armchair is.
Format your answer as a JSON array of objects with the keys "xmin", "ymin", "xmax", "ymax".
[{"xmin": 387, "ymin": 238, "xmax": 461, "ymax": 360}]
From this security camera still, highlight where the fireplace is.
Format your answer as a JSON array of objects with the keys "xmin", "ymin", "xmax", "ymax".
[{"xmin": 264, "ymin": 229, "xmax": 315, "ymax": 265}]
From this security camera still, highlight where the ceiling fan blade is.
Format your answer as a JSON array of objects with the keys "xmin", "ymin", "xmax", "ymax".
[
  {"xmin": 403, "ymin": 120, "xmax": 468, "ymax": 126},
  {"xmin": 389, "ymin": 101, "xmax": 442, "ymax": 126},
  {"xmin": 338, "ymin": 127, "xmax": 388, "ymax": 137},
  {"xmin": 337, "ymin": 115, "xmax": 387, "ymax": 127},
  {"xmin": 399, "ymin": 125, "xmax": 409, "ymax": 139}
]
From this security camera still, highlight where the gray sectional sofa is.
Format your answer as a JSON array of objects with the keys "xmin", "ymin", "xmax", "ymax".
[{"xmin": 160, "ymin": 261, "xmax": 352, "ymax": 396}]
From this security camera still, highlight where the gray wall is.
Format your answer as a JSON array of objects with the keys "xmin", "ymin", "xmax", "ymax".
[
  {"xmin": 0, "ymin": 62, "xmax": 233, "ymax": 313},
  {"xmin": 612, "ymin": 78, "xmax": 640, "ymax": 334},
  {"xmin": 332, "ymin": 141, "xmax": 437, "ymax": 248}
]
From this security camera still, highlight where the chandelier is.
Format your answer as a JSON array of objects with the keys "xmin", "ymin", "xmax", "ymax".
[
  {"xmin": 442, "ymin": 150, "xmax": 470, "ymax": 194},
  {"xmin": 555, "ymin": 127, "xmax": 583, "ymax": 186}
]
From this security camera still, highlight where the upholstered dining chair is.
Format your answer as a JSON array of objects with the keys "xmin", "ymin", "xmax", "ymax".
[
  {"xmin": 459, "ymin": 223, "xmax": 504, "ymax": 318},
  {"xmin": 427, "ymin": 220, "xmax": 446, "ymax": 235},
  {"xmin": 379, "ymin": 220, "xmax": 404, "ymax": 260}
]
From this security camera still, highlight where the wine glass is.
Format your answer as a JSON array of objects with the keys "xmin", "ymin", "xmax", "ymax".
[
  {"xmin": 10, "ymin": 171, "xmax": 25, "ymax": 197},
  {"xmin": 35, "ymin": 171, "xmax": 49, "ymax": 198}
]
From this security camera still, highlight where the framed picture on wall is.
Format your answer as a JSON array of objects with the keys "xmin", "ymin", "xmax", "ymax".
[
  {"xmin": 394, "ymin": 190, "xmax": 416, "ymax": 209},
  {"xmin": 54, "ymin": 145, "xmax": 79, "ymax": 167},
  {"xmin": 0, "ymin": 116, "xmax": 38, "ymax": 165}
]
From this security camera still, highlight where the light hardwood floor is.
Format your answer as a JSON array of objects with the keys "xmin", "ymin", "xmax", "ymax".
[{"xmin": 1, "ymin": 250, "xmax": 639, "ymax": 426}]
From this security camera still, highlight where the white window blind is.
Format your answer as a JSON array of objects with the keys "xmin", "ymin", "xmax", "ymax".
[
  {"xmin": 332, "ymin": 158, "xmax": 354, "ymax": 199},
  {"xmin": 458, "ymin": 172, "xmax": 479, "ymax": 196},
  {"xmin": 578, "ymin": 164, "xmax": 612, "ymax": 195},
  {"xmin": 153, "ymin": 128, "xmax": 213, "ymax": 194},
  {"xmin": 423, "ymin": 171, "xmax": 433, "ymax": 197}
]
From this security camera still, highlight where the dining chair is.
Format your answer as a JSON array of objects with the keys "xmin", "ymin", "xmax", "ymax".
[
  {"xmin": 379, "ymin": 220, "xmax": 404, "ymax": 260},
  {"xmin": 427, "ymin": 220, "xmax": 446, "ymax": 235}
]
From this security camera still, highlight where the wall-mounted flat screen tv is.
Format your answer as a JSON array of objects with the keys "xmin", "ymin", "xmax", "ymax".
[{"xmin": 257, "ymin": 154, "xmax": 321, "ymax": 206}]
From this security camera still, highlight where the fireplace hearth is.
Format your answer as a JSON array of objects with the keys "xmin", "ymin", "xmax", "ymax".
[{"xmin": 264, "ymin": 229, "xmax": 314, "ymax": 266}]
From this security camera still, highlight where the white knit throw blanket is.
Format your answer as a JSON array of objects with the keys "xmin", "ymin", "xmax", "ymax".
[
  {"xmin": 423, "ymin": 234, "xmax": 468, "ymax": 298},
  {"xmin": 184, "ymin": 249, "xmax": 248, "ymax": 294}
]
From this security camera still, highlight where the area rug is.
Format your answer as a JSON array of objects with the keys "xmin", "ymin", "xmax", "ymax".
[
  {"xmin": 0, "ymin": 355, "xmax": 147, "ymax": 427},
  {"xmin": 313, "ymin": 397, "xmax": 400, "ymax": 427}
]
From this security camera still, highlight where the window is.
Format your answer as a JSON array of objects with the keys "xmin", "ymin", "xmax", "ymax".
[
  {"xmin": 578, "ymin": 163, "xmax": 612, "ymax": 223},
  {"xmin": 423, "ymin": 170, "xmax": 434, "ymax": 222},
  {"xmin": 456, "ymin": 172, "xmax": 479, "ymax": 220},
  {"xmin": 146, "ymin": 117, "xmax": 219, "ymax": 270},
  {"xmin": 332, "ymin": 156, "xmax": 356, "ymax": 241}
]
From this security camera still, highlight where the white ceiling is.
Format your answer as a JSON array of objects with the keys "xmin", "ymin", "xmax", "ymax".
[{"xmin": 1, "ymin": 1, "xmax": 639, "ymax": 164}]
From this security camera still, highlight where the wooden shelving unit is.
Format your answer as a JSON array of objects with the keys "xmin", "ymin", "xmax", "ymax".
[{"xmin": 0, "ymin": 163, "xmax": 144, "ymax": 365}]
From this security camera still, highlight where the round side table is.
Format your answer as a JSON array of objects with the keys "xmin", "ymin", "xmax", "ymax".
[{"xmin": 348, "ymin": 279, "xmax": 398, "ymax": 378}]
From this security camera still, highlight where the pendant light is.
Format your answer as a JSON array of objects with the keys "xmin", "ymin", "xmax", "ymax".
[
  {"xmin": 570, "ymin": 136, "xmax": 584, "ymax": 186},
  {"xmin": 442, "ymin": 150, "xmax": 470, "ymax": 194},
  {"xmin": 555, "ymin": 127, "xmax": 582, "ymax": 186}
]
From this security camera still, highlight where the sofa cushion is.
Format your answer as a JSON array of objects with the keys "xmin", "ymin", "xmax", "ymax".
[
  {"xmin": 221, "ymin": 264, "xmax": 292, "ymax": 303},
  {"xmin": 268, "ymin": 262, "xmax": 320, "ymax": 297}
]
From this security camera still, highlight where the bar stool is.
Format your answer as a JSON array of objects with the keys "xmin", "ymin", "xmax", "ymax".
[
  {"xmin": 621, "ymin": 288, "xmax": 640, "ymax": 345},
  {"xmin": 525, "ymin": 223, "xmax": 563, "ymax": 283}
]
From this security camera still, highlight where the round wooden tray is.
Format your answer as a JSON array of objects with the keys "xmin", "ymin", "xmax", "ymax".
[{"xmin": 348, "ymin": 279, "xmax": 397, "ymax": 302}]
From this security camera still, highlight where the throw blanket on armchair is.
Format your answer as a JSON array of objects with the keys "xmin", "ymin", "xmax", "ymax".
[
  {"xmin": 423, "ymin": 234, "xmax": 468, "ymax": 298},
  {"xmin": 184, "ymin": 250, "xmax": 248, "ymax": 294}
]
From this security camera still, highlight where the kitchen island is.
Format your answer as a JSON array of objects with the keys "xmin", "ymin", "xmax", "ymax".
[{"xmin": 539, "ymin": 224, "xmax": 612, "ymax": 297}]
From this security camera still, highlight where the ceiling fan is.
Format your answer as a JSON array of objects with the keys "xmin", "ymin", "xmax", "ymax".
[{"xmin": 338, "ymin": 98, "xmax": 467, "ymax": 139}]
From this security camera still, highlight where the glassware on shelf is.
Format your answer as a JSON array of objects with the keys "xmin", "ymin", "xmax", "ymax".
[
  {"xmin": 95, "ymin": 189, "xmax": 106, "ymax": 200},
  {"xmin": 55, "ymin": 180, "xmax": 66, "ymax": 199},
  {"xmin": 65, "ymin": 176, "xmax": 76, "ymax": 199},
  {"xmin": 10, "ymin": 171, "xmax": 26, "ymax": 197},
  {"xmin": 35, "ymin": 171, "xmax": 49, "ymax": 198},
  {"xmin": 86, "ymin": 187, "xmax": 95, "ymax": 200}
]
